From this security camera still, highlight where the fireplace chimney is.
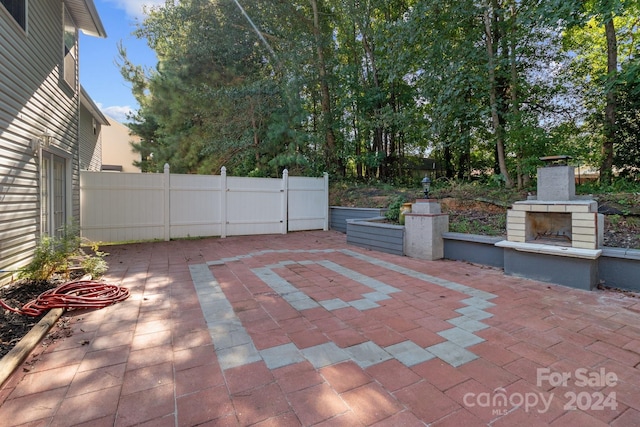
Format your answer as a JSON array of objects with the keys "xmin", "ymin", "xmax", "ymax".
[{"xmin": 537, "ymin": 155, "xmax": 575, "ymax": 201}]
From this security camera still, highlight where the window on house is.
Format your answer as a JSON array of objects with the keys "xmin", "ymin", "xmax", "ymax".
[
  {"xmin": 63, "ymin": 6, "xmax": 77, "ymax": 89},
  {"xmin": 0, "ymin": 0, "xmax": 26, "ymax": 30},
  {"xmin": 41, "ymin": 152, "xmax": 68, "ymax": 238}
]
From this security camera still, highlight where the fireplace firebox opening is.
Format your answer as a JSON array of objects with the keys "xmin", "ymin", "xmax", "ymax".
[{"xmin": 526, "ymin": 212, "xmax": 572, "ymax": 246}]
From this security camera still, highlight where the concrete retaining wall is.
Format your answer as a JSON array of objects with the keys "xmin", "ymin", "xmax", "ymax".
[
  {"xmin": 443, "ymin": 233, "xmax": 640, "ymax": 292},
  {"xmin": 599, "ymin": 248, "xmax": 640, "ymax": 292},
  {"xmin": 443, "ymin": 233, "xmax": 505, "ymax": 268}
]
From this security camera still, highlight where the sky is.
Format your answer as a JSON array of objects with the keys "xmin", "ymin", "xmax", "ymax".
[{"xmin": 79, "ymin": 0, "xmax": 162, "ymax": 123}]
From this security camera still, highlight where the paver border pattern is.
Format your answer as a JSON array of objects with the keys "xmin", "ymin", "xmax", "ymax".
[{"xmin": 190, "ymin": 248, "xmax": 497, "ymax": 371}]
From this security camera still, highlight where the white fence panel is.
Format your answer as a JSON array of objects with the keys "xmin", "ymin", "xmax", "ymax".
[
  {"xmin": 225, "ymin": 176, "xmax": 285, "ymax": 236},
  {"xmin": 80, "ymin": 171, "xmax": 166, "ymax": 242},
  {"xmin": 80, "ymin": 166, "xmax": 328, "ymax": 243},
  {"xmin": 170, "ymin": 174, "xmax": 222, "ymax": 238},
  {"xmin": 288, "ymin": 172, "xmax": 329, "ymax": 231}
]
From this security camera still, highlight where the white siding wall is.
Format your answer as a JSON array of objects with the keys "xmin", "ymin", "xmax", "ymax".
[
  {"xmin": 1, "ymin": 0, "xmax": 80, "ymax": 284},
  {"xmin": 79, "ymin": 101, "xmax": 102, "ymax": 171},
  {"xmin": 80, "ymin": 168, "xmax": 329, "ymax": 243}
]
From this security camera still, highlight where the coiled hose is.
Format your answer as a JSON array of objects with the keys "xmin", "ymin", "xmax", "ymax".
[{"xmin": 0, "ymin": 280, "xmax": 130, "ymax": 317}]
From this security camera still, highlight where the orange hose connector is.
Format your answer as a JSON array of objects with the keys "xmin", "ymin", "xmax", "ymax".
[{"xmin": 0, "ymin": 280, "xmax": 130, "ymax": 317}]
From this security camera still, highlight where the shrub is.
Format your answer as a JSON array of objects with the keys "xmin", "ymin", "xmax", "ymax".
[
  {"xmin": 19, "ymin": 229, "xmax": 79, "ymax": 281},
  {"xmin": 80, "ymin": 250, "xmax": 109, "ymax": 277},
  {"xmin": 19, "ymin": 224, "xmax": 109, "ymax": 281},
  {"xmin": 385, "ymin": 196, "xmax": 406, "ymax": 223}
]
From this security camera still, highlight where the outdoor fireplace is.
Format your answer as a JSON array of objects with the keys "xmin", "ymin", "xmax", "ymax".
[
  {"xmin": 505, "ymin": 156, "xmax": 603, "ymax": 250},
  {"xmin": 496, "ymin": 156, "xmax": 604, "ymax": 290}
]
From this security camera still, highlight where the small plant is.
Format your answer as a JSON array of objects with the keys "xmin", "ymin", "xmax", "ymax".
[
  {"xmin": 487, "ymin": 174, "xmax": 506, "ymax": 188},
  {"xmin": 608, "ymin": 215, "xmax": 622, "ymax": 227},
  {"xmin": 449, "ymin": 217, "xmax": 472, "ymax": 234},
  {"xmin": 80, "ymin": 251, "xmax": 109, "ymax": 277},
  {"xmin": 385, "ymin": 196, "xmax": 406, "ymax": 223},
  {"xmin": 626, "ymin": 216, "xmax": 640, "ymax": 227},
  {"xmin": 78, "ymin": 241, "xmax": 109, "ymax": 278},
  {"xmin": 19, "ymin": 226, "xmax": 80, "ymax": 281},
  {"xmin": 19, "ymin": 224, "xmax": 109, "ymax": 281}
]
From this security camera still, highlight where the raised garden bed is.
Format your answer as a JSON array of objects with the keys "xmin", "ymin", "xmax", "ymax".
[
  {"xmin": 330, "ymin": 207, "xmax": 387, "ymax": 234},
  {"xmin": 346, "ymin": 217, "xmax": 404, "ymax": 256}
]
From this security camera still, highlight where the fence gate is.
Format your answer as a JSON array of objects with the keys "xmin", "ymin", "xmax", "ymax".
[
  {"xmin": 80, "ymin": 166, "xmax": 328, "ymax": 243},
  {"xmin": 287, "ymin": 172, "xmax": 329, "ymax": 232}
]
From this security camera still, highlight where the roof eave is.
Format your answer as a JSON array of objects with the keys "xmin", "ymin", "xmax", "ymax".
[
  {"xmin": 67, "ymin": 0, "xmax": 107, "ymax": 38},
  {"xmin": 80, "ymin": 86, "xmax": 110, "ymax": 126}
]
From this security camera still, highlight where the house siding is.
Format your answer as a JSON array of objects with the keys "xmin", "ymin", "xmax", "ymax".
[
  {"xmin": 0, "ymin": 0, "xmax": 80, "ymax": 284},
  {"xmin": 79, "ymin": 101, "xmax": 102, "ymax": 171}
]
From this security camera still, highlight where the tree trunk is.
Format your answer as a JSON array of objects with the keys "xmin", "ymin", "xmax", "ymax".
[
  {"xmin": 310, "ymin": 0, "xmax": 338, "ymax": 168},
  {"xmin": 484, "ymin": 6, "xmax": 514, "ymax": 188},
  {"xmin": 361, "ymin": 30, "xmax": 387, "ymax": 179},
  {"xmin": 444, "ymin": 144, "xmax": 454, "ymax": 178},
  {"xmin": 601, "ymin": 16, "xmax": 617, "ymax": 185},
  {"xmin": 508, "ymin": 4, "xmax": 526, "ymax": 190}
]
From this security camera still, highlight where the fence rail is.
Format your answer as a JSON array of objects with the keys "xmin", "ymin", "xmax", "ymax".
[{"xmin": 80, "ymin": 165, "xmax": 328, "ymax": 243}]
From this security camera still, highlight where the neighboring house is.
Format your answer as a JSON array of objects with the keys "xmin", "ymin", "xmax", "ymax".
[
  {"xmin": 101, "ymin": 115, "xmax": 141, "ymax": 173},
  {"xmin": 80, "ymin": 86, "xmax": 110, "ymax": 171},
  {"xmin": 0, "ymin": 0, "xmax": 106, "ymax": 284}
]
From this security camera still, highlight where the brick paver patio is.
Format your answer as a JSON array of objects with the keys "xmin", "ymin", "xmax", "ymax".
[{"xmin": 1, "ymin": 230, "xmax": 639, "ymax": 426}]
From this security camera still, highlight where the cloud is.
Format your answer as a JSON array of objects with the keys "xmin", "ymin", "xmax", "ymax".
[
  {"xmin": 101, "ymin": 105, "xmax": 137, "ymax": 123},
  {"xmin": 104, "ymin": 0, "xmax": 166, "ymax": 19}
]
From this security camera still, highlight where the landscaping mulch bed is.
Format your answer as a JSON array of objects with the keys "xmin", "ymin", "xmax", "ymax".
[
  {"xmin": 0, "ymin": 273, "xmax": 83, "ymax": 359},
  {"xmin": 0, "ymin": 280, "xmax": 59, "ymax": 358}
]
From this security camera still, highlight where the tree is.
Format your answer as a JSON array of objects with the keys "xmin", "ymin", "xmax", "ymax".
[
  {"xmin": 309, "ymin": 0, "xmax": 338, "ymax": 168},
  {"xmin": 602, "ymin": 6, "xmax": 618, "ymax": 185},
  {"xmin": 117, "ymin": 42, "xmax": 162, "ymax": 172},
  {"xmin": 613, "ymin": 60, "xmax": 640, "ymax": 178},
  {"xmin": 387, "ymin": 0, "xmax": 581, "ymax": 187},
  {"xmin": 564, "ymin": 0, "xmax": 640, "ymax": 184},
  {"xmin": 482, "ymin": 0, "xmax": 513, "ymax": 187},
  {"xmin": 118, "ymin": 0, "xmax": 634, "ymax": 184},
  {"xmin": 382, "ymin": 0, "xmax": 488, "ymax": 181},
  {"xmin": 336, "ymin": 0, "xmax": 419, "ymax": 180},
  {"xmin": 119, "ymin": 0, "xmax": 306, "ymax": 175}
]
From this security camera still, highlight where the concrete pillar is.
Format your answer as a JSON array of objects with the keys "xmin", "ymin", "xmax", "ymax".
[
  {"xmin": 404, "ymin": 201, "xmax": 449, "ymax": 260},
  {"xmin": 410, "ymin": 199, "xmax": 441, "ymax": 214}
]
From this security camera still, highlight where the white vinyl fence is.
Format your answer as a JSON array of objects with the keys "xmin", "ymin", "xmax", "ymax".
[{"xmin": 80, "ymin": 165, "xmax": 328, "ymax": 243}]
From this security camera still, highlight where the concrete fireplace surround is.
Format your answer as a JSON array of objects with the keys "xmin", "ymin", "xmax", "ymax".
[{"xmin": 496, "ymin": 164, "xmax": 605, "ymax": 291}]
